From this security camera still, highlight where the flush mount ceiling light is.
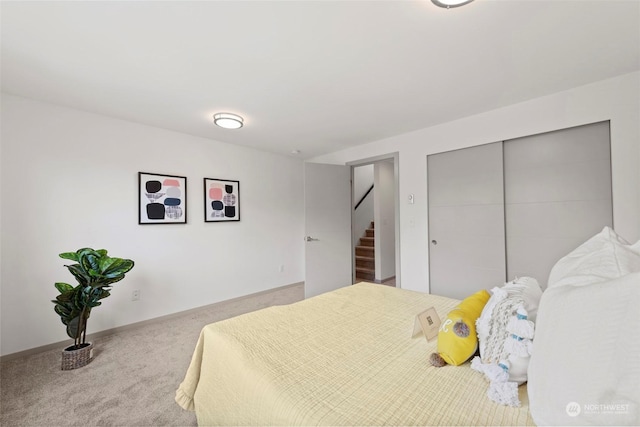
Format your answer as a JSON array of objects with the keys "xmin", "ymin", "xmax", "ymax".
[
  {"xmin": 213, "ymin": 113, "xmax": 244, "ymax": 129},
  {"xmin": 432, "ymin": 0, "xmax": 474, "ymax": 8}
]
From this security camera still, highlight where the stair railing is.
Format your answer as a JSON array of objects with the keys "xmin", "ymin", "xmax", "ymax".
[{"xmin": 354, "ymin": 184, "xmax": 374, "ymax": 210}]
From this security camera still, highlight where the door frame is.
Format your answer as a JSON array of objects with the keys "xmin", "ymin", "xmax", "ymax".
[{"xmin": 348, "ymin": 152, "xmax": 401, "ymax": 287}]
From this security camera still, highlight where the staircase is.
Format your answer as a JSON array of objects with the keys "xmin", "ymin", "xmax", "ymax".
[{"xmin": 355, "ymin": 221, "xmax": 375, "ymax": 282}]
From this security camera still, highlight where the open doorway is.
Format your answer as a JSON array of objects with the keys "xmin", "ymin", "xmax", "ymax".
[{"xmin": 350, "ymin": 154, "xmax": 399, "ymax": 287}]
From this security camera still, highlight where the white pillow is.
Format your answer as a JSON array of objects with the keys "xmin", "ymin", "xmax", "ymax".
[
  {"xmin": 547, "ymin": 227, "xmax": 640, "ymax": 288},
  {"xmin": 528, "ymin": 271, "xmax": 640, "ymax": 426}
]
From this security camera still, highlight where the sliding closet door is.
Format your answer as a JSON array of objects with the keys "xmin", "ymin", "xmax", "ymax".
[
  {"xmin": 504, "ymin": 121, "xmax": 612, "ymax": 287},
  {"xmin": 428, "ymin": 142, "xmax": 506, "ymax": 299}
]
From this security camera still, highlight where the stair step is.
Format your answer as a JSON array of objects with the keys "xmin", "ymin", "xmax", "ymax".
[
  {"xmin": 355, "ymin": 267, "xmax": 375, "ymax": 281},
  {"xmin": 355, "ymin": 256, "xmax": 375, "ymax": 269},
  {"xmin": 355, "ymin": 246, "xmax": 374, "ymax": 257},
  {"xmin": 355, "ymin": 220, "xmax": 375, "ymax": 281},
  {"xmin": 359, "ymin": 236, "xmax": 374, "ymax": 247}
]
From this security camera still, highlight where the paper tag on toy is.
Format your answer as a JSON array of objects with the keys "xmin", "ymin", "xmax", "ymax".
[{"xmin": 412, "ymin": 307, "xmax": 441, "ymax": 341}]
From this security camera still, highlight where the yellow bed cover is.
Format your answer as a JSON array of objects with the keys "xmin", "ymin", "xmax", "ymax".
[{"xmin": 176, "ymin": 282, "xmax": 535, "ymax": 426}]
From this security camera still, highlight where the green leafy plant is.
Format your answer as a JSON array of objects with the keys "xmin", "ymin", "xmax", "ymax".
[{"xmin": 52, "ymin": 248, "xmax": 135, "ymax": 349}]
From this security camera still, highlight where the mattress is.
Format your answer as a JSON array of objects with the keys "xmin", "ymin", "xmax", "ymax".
[{"xmin": 176, "ymin": 282, "xmax": 535, "ymax": 426}]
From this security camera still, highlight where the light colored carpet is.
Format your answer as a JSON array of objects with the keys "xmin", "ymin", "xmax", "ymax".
[{"xmin": 0, "ymin": 284, "xmax": 304, "ymax": 426}]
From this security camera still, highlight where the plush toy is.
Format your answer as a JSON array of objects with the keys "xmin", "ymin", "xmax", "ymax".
[{"xmin": 429, "ymin": 289, "xmax": 490, "ymax": 367}]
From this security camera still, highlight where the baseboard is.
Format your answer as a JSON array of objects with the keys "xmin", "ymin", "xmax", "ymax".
[
  {"xmin": 374, "ymin": 275, "xmax": 396, "ymax": 284},
  {"xmin": 0, "ymin": 281, "xmax": 304, "ymax": 363}
]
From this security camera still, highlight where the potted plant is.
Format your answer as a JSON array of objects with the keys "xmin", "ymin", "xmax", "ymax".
[{"xmin": 52, "ymin": 247, "xmax": 135, "ymax": 370}]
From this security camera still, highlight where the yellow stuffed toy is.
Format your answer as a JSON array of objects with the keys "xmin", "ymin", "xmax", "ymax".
[{"xmin": 430, "ymin": 289, "xmax": 490, "ymax": 367}]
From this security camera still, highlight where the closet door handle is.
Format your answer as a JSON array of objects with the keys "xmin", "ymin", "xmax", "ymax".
[{"xmin": 431, "ymin": 240, "xmax": 438, "ymax": 245}]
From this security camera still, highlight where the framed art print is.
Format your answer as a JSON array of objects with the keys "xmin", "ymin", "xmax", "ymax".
[
  {"xmin": 139, "ymin": 172, "xmax": 187, "ymax": 224},
  {"xmin": 204, "ymin": 178, "xmax": 240, "ymax": 222}
]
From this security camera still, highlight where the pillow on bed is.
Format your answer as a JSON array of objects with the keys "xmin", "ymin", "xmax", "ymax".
[
  {"xmin": 430, "ymin": 289, "xmax": 490, "ymax": 366},
  {"xmin": 547, "ymin": 226, "xmax": 640, "ymax": 288},
  {"xmin": 528, "ymin": 271, "xmax": 640, "ymax": 426},
  {"xmin": 474, "ymin": 276, "xmax": 542, "ymax": 384}
]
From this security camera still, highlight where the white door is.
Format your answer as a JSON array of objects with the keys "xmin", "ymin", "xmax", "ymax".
[
  {"xmin": 428, "ymin": 142, "xmax": 506, "ymax": 299},
  {"xmin": 304, "ymin": 162, "xmax": 352, "ymax": 298}
]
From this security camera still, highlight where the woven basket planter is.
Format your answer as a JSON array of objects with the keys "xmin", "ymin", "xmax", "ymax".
[{"xmin": 61, "ymin": 342, "xmax": 94, "ymax": 370}]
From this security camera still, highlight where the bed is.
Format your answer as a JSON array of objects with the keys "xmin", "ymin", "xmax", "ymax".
[
  {"xmin": 176, "ymin": 227, "xmax": 640, "ymax": 426},
  {"xmin": 175, "ymin": 282, "xmax": 535, "ymax": 426}
]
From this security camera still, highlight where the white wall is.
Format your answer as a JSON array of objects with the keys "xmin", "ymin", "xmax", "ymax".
[
  {"xmin": 353, "ymin": 164, "xmax": 374, "ymax": 206},
  {"xmin": 311, "ymin": 72, "xmax": 640, "ymax": 293},
  {"xmin": 0, "ymin": 94, "xmax": 305, "ymax": 356},
  {"xmin": 352, "ymin": 164, "xmax": 374, "ymax": 250},
  {"xmin": 374, "ymin": 161, "xmax": 395, "ymax": 281}
]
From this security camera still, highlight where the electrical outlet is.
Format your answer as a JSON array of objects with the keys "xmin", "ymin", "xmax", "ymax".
[{"xmin": 132, "ymin": 289, "xmax": 140, "ymax": 301}]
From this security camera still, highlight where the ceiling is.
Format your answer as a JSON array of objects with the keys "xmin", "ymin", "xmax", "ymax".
[{"xmin": 2, "ymin": 1, "xmax": 639, "ymax": 159}]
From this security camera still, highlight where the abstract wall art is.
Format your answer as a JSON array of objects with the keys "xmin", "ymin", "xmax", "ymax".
[
  {"xmin": 204, "ymin": 178, "xmax": 240, "ymax": 222},
  {"xmin": 138, "ymin": 172, "xmax": 187, "ymax": 224}
]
